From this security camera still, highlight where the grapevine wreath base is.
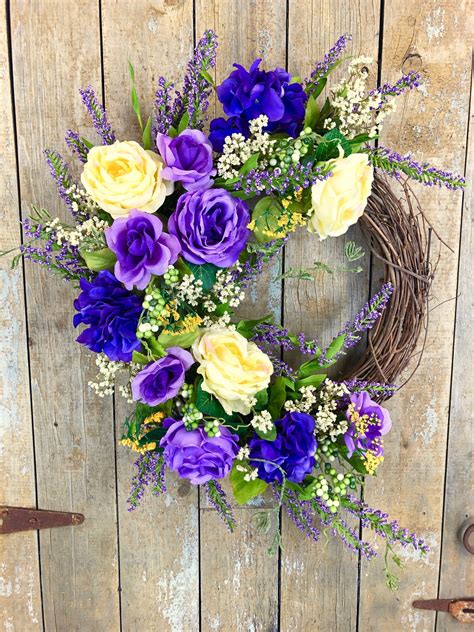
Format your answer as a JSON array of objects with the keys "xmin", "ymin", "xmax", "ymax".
[
  {"xmin": 4, "ymin": 30, "xmax": 465, "ymax": 588},
  {"xmin": 343, "ymin": 174, "xmax": 437, "ymax": 393}
]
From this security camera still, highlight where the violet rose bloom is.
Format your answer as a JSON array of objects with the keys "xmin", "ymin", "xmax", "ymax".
[
  {"xmin": 105, "ymin": 210, "xmax": 181, "ymax": 290},
  {"xmin": 160, "ymin": 419, "xmax": 239, "ymax": 484},
  {"xmin": 249, "ymin": 412, "xmax": 317, "ymax": 484},
  {"xmin": 131, "ymin": 347, "xmax": 194, "ymax": 406},
  {"xmin": 168, "ymin": 188, "xmax": 250, "ymax": 267},
  {"xmin": 156, "ymin": 129, "xmax": 216, "ymax": 191},
  {"xmin": 344, "ymin": 391, "xmax": 392, "ymax": 457}
]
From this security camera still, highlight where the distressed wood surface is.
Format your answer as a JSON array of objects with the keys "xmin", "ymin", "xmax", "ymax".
[
  {"xmin": 1, "ymin": 0, "xmax": 472, "ymax": 630},
  {"xmin": 0, "ymin": 2, "xmax": 42, "ymax": 629},
  {"xmin": 359, "ymin": 2, "xmax": 472, "ymax": 631},
  {"xmin": 436, "ymin": 76, "xmax": 473, "ymax": 632}
]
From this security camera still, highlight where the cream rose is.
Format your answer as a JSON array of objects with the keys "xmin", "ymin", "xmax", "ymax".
[
  {"xmin": 81, "ymin": 140, "xmax": 173, "ymax": 219},
  {"xmin": 308, "ymin": 153, "xmax": 374, "ymax": 239},
  {"xmin": 192, "ymin": 328, "xmax": 273, "ymax": 415}
]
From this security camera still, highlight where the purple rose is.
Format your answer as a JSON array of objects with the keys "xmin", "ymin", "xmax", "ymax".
[
  {"xmin": 131, "ymin": 347, "xmax": 194, "ymax": 406},
  {"xmin": 168, "ymin": 188, "xmax": 250, "ymax": 267},
  {"xmin": 210, "ymin": 59, "xmax": 307, "ymax": 150},
  {"xmin": 160, "ymin": 419, "xmax": 239, "ymax": 484},
  {"xmin": 156, "ymin": 129, "xmax": 216, "ymax": 191},
  {"xmin": 105, "ymin": 210, "xmax": 181, "ymax": 290},
  {"xmin": 344, "ymin": 391, "xmax": 392, "ymax": 457},
  {"xmin": 249, "ymin": 412, "xmax": 317, "ymax": 484}
]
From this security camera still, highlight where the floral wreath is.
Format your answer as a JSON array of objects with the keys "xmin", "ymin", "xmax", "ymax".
[{"xmin": 5, "ymin": 31, "xmax": 464, "ymax": 588}]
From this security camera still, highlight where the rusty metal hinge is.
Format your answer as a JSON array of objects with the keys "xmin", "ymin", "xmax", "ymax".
[
  {"xmin": 0, "ymin": 506, "xmax": 84, "ymax": 534},
  {"xmin": 413, "ymin": 599, "xmax": 474, "ymax": 624}
]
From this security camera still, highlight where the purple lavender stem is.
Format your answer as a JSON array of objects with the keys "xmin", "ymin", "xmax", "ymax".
[
  {"xmin": 304, "ymin": 33, "xmax": 352, "ymax": 94},
  {"xmin": 65, "ymin": 130, "xmax": 89, "ymax": 163},
  {"xmin": 79, "ymin": 85, "xmax": 116, "ymax": 145}
]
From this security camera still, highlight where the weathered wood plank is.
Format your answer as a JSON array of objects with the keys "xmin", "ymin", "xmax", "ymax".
[
  {"xmin": 195, "ymin": 1, "xmax": 286, "ymax": 629},
  {"xmin": 436, "ymin": 76, "xmax": 473, "ymax": 632},
  {"xmin": 10, "ymin": 1, "xmax": 120, "ymax": 630},
  {"xmin": 281, "ymin": 3, "xmax": 380, "ymax": 630},
  {"xmin": 359, "ymin": 2, "xmax": 471, "ymax": 630},
  {"xmin": 100, "ymin": 2, "xmax": 200, "ymax": 630},
  {"xmin": 0, "ymin": 3, "xmax": 42, "ymax": 629}
]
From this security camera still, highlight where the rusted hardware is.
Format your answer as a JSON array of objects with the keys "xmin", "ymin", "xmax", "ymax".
[
  {"xmin": 0, "ymin": 506, "xmax": 84, "ymax": 534},
  {"xmin": 463, "ymin": 523, "xmax": 474, "ymax": 555},
  {"xmin": 413, "ymin": 599, "xmax": 474, "ymax": 624}
]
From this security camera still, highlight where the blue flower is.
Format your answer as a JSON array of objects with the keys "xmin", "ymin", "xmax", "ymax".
[
  {"xmin": 73, "ymin": 270, "xmax": 142, "ymax": 362},
  {"xmin": 210, "ymin": 59, "xmax": 307, "ymax": 151},
  {"xmin": 249, "ymin": 412, "xmax": 317, "ymax": 484}
]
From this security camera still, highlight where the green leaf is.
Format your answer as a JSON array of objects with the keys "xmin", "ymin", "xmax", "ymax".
[
  {"xmin": 131, "ymin": 351, "xmax": 150, "ymax": 365},
  {"xmin": 304, "ymin": 94, "xmax": 320, "ymax": 130},
  {"xmin": 80, "ymin": 136, "xmax": 94, "ymax": 150},
  {"xmin": 314, "ymin": 138, "xmax": 340, "ymax": 162},
  {"xmin": 236, "ymin": 315, "xmax": 272, "ymax": 339},
  {"xmin": 195, "ymin": 379, "xmax": 232, "ymax": 420},
  {"xmin": 322, "ymin": 128, "xmax": 352, "ymax": 157},
  {"xmin": 80, "ymin": 247, "xmax": 116, "ymax": 271},
  {"xmin": 268, "ymin": 377, "xmax": 287, "ymax": 420},
  {"xmin": 255, "ymin": 424, "xmax": 277, "ymax": 441},
  {"xmin": 239, "ymin": 152, "xmax": 260, "ymax": 176},
  {"xmin": 142, "ymin": 116, "xmax": 152, "ymax": 150},
  {"xmin": 158, "ymin": 329, "xmax": 200, "ymax": 349},
  {"xmin": 168, "ymin": 126, "xmax": 178, "ymax": 138},
  {"xmin": 325, "ymin": 334, "xmax": 345, "ymax": 360},
  {"xmin": 187, "ymin": 262, "xmax": 219, "ymax": 291},
  {"xmin": 230, "ymin": 463, "xmax": 268, "ymax": 505},
  {"xmin": 128, "ymin": 61, "xmax": 143, "ymax": 130},
  {"xmin": 254, "ymin": 388, "xmax": 269, "ymax": 410},
  {"xmin": 251, "ymin": 197, "xmax": 285, "ymax": 243},
  {"xmin": 199, "ymin": 69, "xmax": 215, "ymax": 86},
  {"xmin": 177, "ymin": 111, "xmax": 190, "ymax": 134},
  {"xmin": 297, "ymin": 357, "xmax": 322, "ymax": 379},
  {"xmin": 144, "ymin": 336, "xmax": 166, "ymax": 358},
  {"xmin": 295, "ymin": 374, "xmax": 326, "ymax": 390},
  {"xmin": 311, "ymin": 76, "xmax": 327, "ymax": 99}
]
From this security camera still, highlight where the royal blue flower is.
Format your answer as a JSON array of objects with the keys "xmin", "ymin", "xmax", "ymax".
[
  {"xmin": 73, "ymin": 270, "xmax": 142, "ymax": 362},
  {"xmin": 249, "ymin": 412, "xmax": 317, "ymax": 484},
  {"xmin": 209, "ymin": 59, "xmax": 307, "ymax": 151}
]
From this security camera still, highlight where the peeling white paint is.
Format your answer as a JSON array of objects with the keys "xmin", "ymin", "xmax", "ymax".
[
  {"xmin": 412, "ymin": 400, "xmax": 439, "ymax": 447},
  {"xmin": 425, "ymin": 7, "xmax": 446, "ymax": 42}
]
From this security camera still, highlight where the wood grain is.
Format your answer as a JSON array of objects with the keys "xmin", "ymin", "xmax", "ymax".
[
  {"xmin": 101, "ymin": 2, "xmax": 200, "ymax": 630},
  {"xmin": 436, "ymin": 74, "xmax": 473, "ymax": 632},
  {"xmin": 0, "ymin": 3, "xmax": 42, "ymax": 629},
  {"xmin": 358, "ymin": 2, "xmax": 471, "ymax": 630},
  {"xmin": 9, "ymin": 1, "xmax": 120, "ymax": 630},
  {"xmin": 195, "ymin": 2, "xmax": 286, "ymax": 629},
  {"xmin": 281, "ymin": 3, "xmax": 380, "ymax": 631}
]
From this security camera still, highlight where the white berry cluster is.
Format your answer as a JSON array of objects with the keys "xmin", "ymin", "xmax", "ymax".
[
  {"xmin": 326, "ymin": 57, "xmax": 397, "ymax": 139},
  {"xmin": 175, "ymin": 274, "xmax": 204, "ymax": 307},
  {"xmin": 236, "ymin": 463, "xmax": 259, "ymax": 482},
  {"xmin": 213, "ymin": 268, "xmax": 245, "ymax": 307},
  {"xmin": 217, "ymin": 115, "xmax": 275, "ymax": 179},
  {"xmin": 314, "ymin": 380, "xmax": 349, "ymax": 441},
  {"xmin": 284, "ymin": 385, "xmax": 318, "ymax": 413},
  {"xmin": 45, "ymin": 215, "xmax": 108, "ymax": 248},
  {"xmin": 250, "ymin": 410, "xmax": 274, "ymax": 433},
  {"xmin": 236, "ymin": 445, "xmax": 250, "ymax": 461}
]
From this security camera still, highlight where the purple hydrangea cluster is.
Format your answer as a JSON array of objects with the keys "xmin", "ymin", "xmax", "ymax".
[
  {"xmin": 210, "ymin": 58, "xmax": 307, "ymax": 151},
  {"xmin": 73, "ymin": 270, "xmax": 142, "ymax": 362},
  {"xmin": 249, "ymin": 412, "xmax": 317, "ymax": 484}
]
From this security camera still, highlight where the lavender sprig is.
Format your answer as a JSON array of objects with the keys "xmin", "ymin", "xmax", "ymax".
[
  {"xmin": 304, "ymin": 33, "xmax": 352, "ymax": 94},
  {"xmin": 280, "ymin": 488, "xmax": 320, "ymax": 541},
  {"xmin": 342, "ymin": 379, "xmax": 398, "ymax": 399},
  {"xmin": 369, "ymin": 71, "xmax": 421, "ymax": 107},
  {"xmin": 127, "ymin": 452, "xmax": 166, "ymax": 511},
  {"xmin": 65, "ymin": 130, "xmax": 89, "ymax": 163},
  {"xmin": 318, "ymin": 283, "xmax": 394, "ymax": 365},
  {"xmin": 43, "ymin": 149, "xmax": 85, "ymax": 220},
  {"xmin": 342, "ymin": 495, "xmax": 429, "ymax": 554},
  {"xmin": 79, "ymin": 85, "xmax": 116, "ymax": 145},
  {"xmin": 232, "ymin": 237, "xmax": 287, "ymax": 288},
  {"xmin": 182, "ymin": 29, "xmax": 218, "ymax": 129},
  {"xmin": 205, "ymin": 480, "xmax": 236, "ymax": 532},
  {"xmin": 369, "ymin": 146, "xmax": 465, "ymax": 190},
  {"xmin": 234, "ymin": 163, "xmax": 331, "ymax": 197},
  {"xmin": 154, "ymin": 77, "xmax": 176, "ymax": 135}
]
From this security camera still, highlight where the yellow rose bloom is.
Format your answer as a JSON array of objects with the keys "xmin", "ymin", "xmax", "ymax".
[
  {"xmin": 192, "ymin": 328, "xmax": 273, "ymax": 415},
  {"xmin": 81, "ymin": 140, "xmax": 173, "ymax": 219},
  {"xmin": 308, "ymin": 153, "xmax": 374, "ymax": 239}
]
